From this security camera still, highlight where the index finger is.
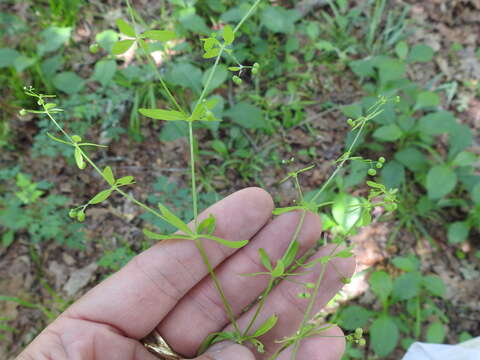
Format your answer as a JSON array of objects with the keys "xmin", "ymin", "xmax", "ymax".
[{"xmin": 63, "ymin": 187, "xmax": 274, "ymax": 339}]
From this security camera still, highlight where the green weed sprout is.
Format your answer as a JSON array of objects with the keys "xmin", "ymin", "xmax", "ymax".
[{"xmin": 19, "ymin": 0, "xmax": 398, "ymax": 358}]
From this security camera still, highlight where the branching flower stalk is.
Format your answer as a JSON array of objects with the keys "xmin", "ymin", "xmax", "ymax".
[{"xmin": 20, "ymin": 0, "xmax": 399, "ymax": 358}]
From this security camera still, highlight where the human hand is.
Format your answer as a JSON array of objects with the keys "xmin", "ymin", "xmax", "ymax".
[{"xmin": 17, "ymin": 188, "xmax": 355, "ymax": 360}]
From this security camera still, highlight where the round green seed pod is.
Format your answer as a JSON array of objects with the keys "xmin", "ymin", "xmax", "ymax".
[
  {"xmin": 89, "ymin": 44, "xmax": 100, "ymax": 54},
  {"xmin": 19, "ymin": 109, "xmax": 28, "ymax": 116},
  {"xmin": 232, "ymin": 75, "xmax": 243, "ymax": 85},
  {"xmin": 368, "ymin": 169, "xmax": 377, "ymax": 176},
  {"xmin": 77, "ymin": 211, "xmax": 85, "ymax": 222},
  {"xmin": 68, "ymin": 209, "xmax": 77, "ymax": 219}
]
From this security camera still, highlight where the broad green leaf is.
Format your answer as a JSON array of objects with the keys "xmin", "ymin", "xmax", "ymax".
[
  {"xmin": 380, "ymin": 160, "xmax": 405, "ymax": 190},
  {"xmin": 392, "ymin": 271, "xmax": 422, "ymax": 300},
  {"xmin": 252, "ymin": 314, "xmax": 278, "ymax": 337},
  {"xmin": 14, "ymin": 54, "xmax": 35, "ymax": 72},
  {"xmin": 369, "ymin": 271, "xmax": 392, "ymax": 304},
  {"xmin": 202, "ymin": 64, "xmax": 228, "ymax": 94},
  {"xmin": 92, "ymin": 59, "xmax": 117, "ymax": 86},
  {"xmin": 37, "ymin": 26, "xmax": 72, "ymax": 56},
  {"xmin": 426, "ymin": 165, "xmax": 457, "ymax": 199},
  {"xmin": 417, "ymin": 111, "xmax": 457, "ymax": 135},
  {"xmin": 426, "ymin": 322, "xmax": 445, "ymax": 343},
  {"xmin": 74, "ymin": 148, "xmax": 85, "ymax": 169},
  {"xmin": 332, "ymin": 194, "xmax": 361, "ymax": 231},
  {"xmin": 222, "ymin": 25, "xmax": 234, "ymax": 45},
  {"xmin": 261, "ymin": 6, "xmax": 300, "ymax": 34},
  {"xmin": 142, "ymin": 30, "xmax": 176, "ymax": 42},
  {"xmin": 53, "ymin": 72, "xmax": 85, "ymax": 95},
  {"xmin": 96, "ymin": 30, "xmax": 119, "ymax": 52},
  {"xmin": 259, "ymin": 248, "xmax": 272, "ymax": 271},
  {"xmin": 408, "ymin": 44, "xmax": 435, "ymax": 63},
  {"xmin": 115, "ymin": 176, "xmax": 135, "ymax": 186},
  {"xmin": 395, "ymin": 147, "xmax": 427, "ymax": 172},
  {"xmin": 0, "ymin": 48, "xmax": 20, "ymax": 68},
  {"xmin": 112, "ymin": 39, "xmax": 135, "ymax": 55},
  {"xmin": 338, "ymin": 305, "xmax": 372, "ymax": 330},
  {"xmin": 116, "ymin": 19, "xmax": 136, "ymax": 37},
  {"xmin": 271, "ymin": 260, "xmax": 284, "ymax": 278},
  {"xmin": 165, "ymin": 62, "xmax": 203, "ymax": 93},
  {"xmin": 377, "ymin": 58, "xmax": 406, "ymax": 83},
  {"xmin": 203, "ymin": 48, "xmax": 221, "ymax": 59},
  {"xmin": 158, "ymin": 204, "xmax": 192, "ymax": 235},
  {"xmin": 395, "ymin": 41, "xmax": 409, "ymax": 59},
  {"xmin": 422, "ymin": 275, "xmax": 446, "ymax": 297},
  {"xmin": 202, "ymin": 235, "xmax": 248, "ymax": 249},
  {"xmin": 392, "ymin": 256, "xmax": 419, "ymax": 272},
  {"xmin": 370, "ymin": 316, "xmax": 399, "ymax": 357},
  {"xmin": 225, "ymin": 102, "xmax": 267, "ymax": 129},
  {"xmin": 415, "ymin": 91, "xmax": 440, "ymax": 110},
  {"xmin": 447, "ymin": 221, "xmax": 470, "ymax": 244},
  {"xmin": 472, "ymin": 183, "xmax": 480, "ymax": 204},
  {"xmin": 452, "ymin": 151, "xmax": 477, "ymax": 167},
  {"xmin": 2, "ymin": 230, "xmax": 14, "ymax": 248},
  {"xmin": 373, "ymin": 124, "xmax": 403, "ymax": 142},
  {"xmin": 197, "ymin": 214, "xmax": 216, "ymax": 235},
  {"xmin": 102, "ymin": 166, "xmax": 115, "ymax": 185},
  {"xmin": 89, "ymin": 189, "xmax": 113, "ymax": 205},
  {"xmin": 143, "ymin": 229, "xmax": 192, "ymax": 241},
  {"xmin": 139, "ymin": 108, "xmax": 187, "ymax": 121}
]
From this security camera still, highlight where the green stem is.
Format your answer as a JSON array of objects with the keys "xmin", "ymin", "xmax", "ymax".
[
  {"xmin": 242, "ymin": 278, "xmax": 274, "ymax": 337},
  {"xmin": 188, "ymin": 122, "xmax": 199, "ymax": 225},
  {"xmin": 195, "ymin": 239, "xmax": 241, "ymax": 335},
  {"xmin": 125, "ymin": 0, "xmax": 184, "ymax": 114},
  {"xmin": 44, "ymin": 110, "xmax": 168, "ymax": 222},
  {"xmin": 290, "ymin": 244, "xmax": 340, "ymax": 359}
]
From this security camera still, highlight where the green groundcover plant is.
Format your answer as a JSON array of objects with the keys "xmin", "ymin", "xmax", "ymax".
[{"xmin": 16, "ymin": 1, "xmax": 400, "ymax": 358}]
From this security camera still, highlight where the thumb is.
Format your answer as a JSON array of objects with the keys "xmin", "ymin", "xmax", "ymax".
[{"xmin": 193, "ymin": 342, "xmax": 256, "ymax": 360}]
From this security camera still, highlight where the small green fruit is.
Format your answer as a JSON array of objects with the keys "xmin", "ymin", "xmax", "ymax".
[
  {"xmin": 68, "ymin": 209, "xmax": 77, "ymax": 218},
  {"xmin": 89, "ymin": 44, "xmax": 100, "ymax": 54},
  {"xmin": 378, "ymin": 157, "xmax": 386, "ymax": 163},
  {"xmin": 77, "ymin": 211, "xmax": 86, "ymax": 222},
  {"xmin": 232, "ymin": 75, "xmax": 243, "ymax": 85},
  {"xmin": 368, "ymin": 169, "xmax": 377, "ymax": 176},
  {"xmin": 19, "ymin": 109, "xmax": 28, "ymax": 116}
]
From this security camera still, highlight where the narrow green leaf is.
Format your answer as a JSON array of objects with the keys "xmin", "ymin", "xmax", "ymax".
[
  {"xmin": 112, "ymin": 39, "xmax": 135, "ymax": 55},
  {"xmin": 202, "ymin": 235, "xmax": 248, "ymax": 249},
  {"xmin": 116, "ymin": 19, "xmax": 136, "ymax": 37},
  {"xmin": 103, "ymin": 166, "xmax": 115, "ymax": 186},
  {"xmin": 143, "ymin": 229, "xmax": 192, "ymax": 241},
  {"xmin": 271, "ymin": 260, "xmax": 285, "ymax": 278},
  {"xmin": 223, "ymin": 25, "xmax": 235, "ymax": 45},
  {"xmin": 252, "ymin": 314, "xmax": 278, "ymax": 337},
  {"xmin": 272, "ymin": 206, "xmax": 303, "ymax": 215},
  {"xmin": 74, "ymin": 147, "xmax": 85, "ymax": 169},
  {"xmin": 89, "ymin": 189, "xmax": 113, "ymax": 205},
  {"xmin": 197, "ymin": 214, "xmax": 216, "ymax": 235},
  {"xmin": 142, "ymin": 30, "xmax": 176, "ymax": 42},
  {"xmin": 258, "ymin": 248, "xmax": 272, "ymax": 271},
  {"xmin": 115, "ymin": 176, "xmax": 135, "ymax": 186},
  {"xmin": 158, "ymin": 204, "xmax": 193, "ymax": 235},
  {"xmin": 46, "ymin": 132, "xmax": 71, "ymax": 145},
  {"xmin": 139, "ymin": 108, "xmax": 187, "ymax": 121},
  {"xmin": 282, "ymin": 241, "xmax": 299, "ymax": 268},
  {"xmin": 334, "ymin": 246, "xmax": 354, "ymax": 258}
]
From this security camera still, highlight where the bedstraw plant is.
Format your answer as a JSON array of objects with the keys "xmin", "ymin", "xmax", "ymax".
[{"xmin": 19, "ymin": 1, "xmax": 398, "ymax": 358}]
